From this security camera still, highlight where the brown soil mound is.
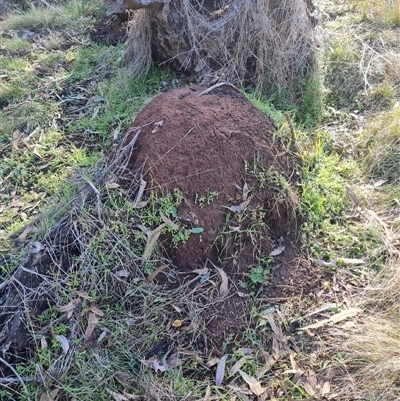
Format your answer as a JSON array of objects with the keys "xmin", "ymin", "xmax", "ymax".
[{"xmin": 126, "ymin": 85, "xmax": 312, "ymax": 300}]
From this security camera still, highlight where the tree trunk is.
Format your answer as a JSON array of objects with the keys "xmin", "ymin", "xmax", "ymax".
[{"xmin": 106, "ymin": 0, "xmax": 318, "ymax": 98}]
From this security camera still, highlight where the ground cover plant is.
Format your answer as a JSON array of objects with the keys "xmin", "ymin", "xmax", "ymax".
[{"xmin": 0, "ymin": 0, "xmax": 399, "ymax": 400}]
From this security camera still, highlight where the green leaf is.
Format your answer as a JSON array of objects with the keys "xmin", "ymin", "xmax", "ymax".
[{"xmin": 190, "ymin": 227, "xmax": 203, "ymax": 234}]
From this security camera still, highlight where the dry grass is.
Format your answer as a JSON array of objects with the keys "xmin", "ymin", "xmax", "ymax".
[
  {"xmin": 125, "ymin": 9, "xmax": 152, "ymax": 78},
  {"xmin": 361, "ymin": 107, "xmax": 400, "ymax": 183},
  {"xmin": 125, "ymin": 0, "xmax": 318, "ymax": 100},
  {"xmin": 358, "ymin": 0, "xmax": 400, "ymax": 27}
]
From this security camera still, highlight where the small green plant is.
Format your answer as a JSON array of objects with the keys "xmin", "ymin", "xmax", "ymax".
[
  {"xmin": 248, "ymin": 257, "xmax": 272, "ymax": 285},
  {"xmin": 195, "ymin": 188, "xmax": 219, "ymax": 208}
]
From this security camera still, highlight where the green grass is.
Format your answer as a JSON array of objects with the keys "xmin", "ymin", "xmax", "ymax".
[{"xmin": 2, "ymin": 0, "xmax": 105, "ymax": 30}]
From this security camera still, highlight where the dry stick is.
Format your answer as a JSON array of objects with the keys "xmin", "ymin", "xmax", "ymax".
[
  {"xmin": 0, "ymin": 376, "xmax": 37, "ymax": 384},
  {"xmin": 198, "ymin": 82, "xmax": 239, "ymax": 96},
  {"xmin": 0, "ymin": 357, "xmax": 32, "ymax": 401}
]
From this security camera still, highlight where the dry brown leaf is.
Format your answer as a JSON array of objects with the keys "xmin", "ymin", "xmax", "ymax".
[
  {"xmin": 205, "ymin": 357, "xmax": 219, "ymax": 368},
  {"xmin": 84, "ymin": 312, "xmax": 100, "ymax": 340},
  {"xmin": 301, "ymin": 370, "xmax": 319, "ymax": 397},
  {"xmin": 229, "ymin": 356, "xmax": 251, "ymax": 376},
  {"xmin": 151, "ymin": 119, "xmax": 164, "ymax": 133},
  {"xmin": 215, "ymin": 266, "xmax": 229, "ymax": 296},
  {"xmin": 11, "ymin": 129, "xmax": 22, "ymax": 149},
  {"xmin": 292, "ymin": 369, "xmax": 305, "ymax": 384},
  {"xmin": 160, "ymin": 211, "xmax": 180, "ymax": 230},
  {"xmin": 90, "ymin": 306, "xmax": 104, "ymax": 317},
  {"xmin": 330, "ymin": 308, "xmax": 362, "ymax": 323},
  {"xmin": 106, "ymin": 388, "xmax": 128, "ymax": 401},
  {"xmin": 40, "ymin": 388, "xmax": 60, "ymax": 401},
  {"xmin": 132, "ymin": 178, "xmax": 147, "ymax": 208},
  {"xmin": 57, "ymin": 298, "xmax": 80, "ymax": 319},
  {"xmin": 238, "ymin": 370, "xmax": 266, "ymax": 396},
  {"xmin": 236, "ymin": 348, "xmax": 253, "ymax": 355},
  {"xmin": 242, "ymin": 182, "xmax": 249, "ymax": 200},
  {"xmin": 18, "ymin": 223, "xmax": 35, "ymax": 243},
  {"xmin": 264, "ymin": 314, "xmax": 283, "ymax": 339},
  {"xmin": 142, "ymin": 223, "xmax": 166, "ymax": 260},
  {"xmin": 271, "ymin": 335, "xmax": 279, "ymax": 358},
  {"xmin": 222, "ymin": 196, "xmax": 252, "ymax": 213},
  {"xmin": 92, "ymin": 105, "xmax": 100, "ymax": 120},
  {"xmin": 322, "ymin": 381, "xmax": 331, "ymax": 395},
  {"xmin": 146, "ymin": 264, "xmax": 168, "ymax": 282},
  {"xmin": 192, "ymin": 267, "xmax": 209, "ymax": 275},
  {"xmin": 167, "ymin": 352, "xmax": 182, "ymax": 368}
]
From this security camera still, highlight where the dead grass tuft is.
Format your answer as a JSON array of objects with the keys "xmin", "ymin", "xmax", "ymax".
[
  {"xmin": 125, "ymin": 9, "xmax": 152, "ymax": 78},
  {"xmin": 361, "ymin": 107, "xmax": 400, "ymax": 183},
  {"xmin": 358, "ymin": 0, "xmax": 400, "ymax": 27}
]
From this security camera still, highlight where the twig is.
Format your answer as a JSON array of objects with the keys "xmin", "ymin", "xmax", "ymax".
[
  {"xmin": 0, "ymin": 376, "xmax": 37, "ymax": 384},
  {"xmin": 198, "ymin": 82, "xmax": 239, "ymax": 96}
]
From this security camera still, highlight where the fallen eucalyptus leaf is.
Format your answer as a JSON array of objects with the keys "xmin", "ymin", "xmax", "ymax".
[
  {"xmin": 300, "ymin": 308, "xmax": 362, "ymax": 330},
  {"xmin": 160, "ymin": 211, "xmax": 179, "ymax": 230},
  {"xmin": 243, "ymin": 182, "xmax": 249, "ymax": 200},
  {"xmin": 142, "ymin": 223, "xmax": 166, "ymax": 260},
  {"xmin": 84, "ymin": 312, "xmax": 100, "ymax": 340},
  {"xmin": 230, "ymin": 356, "xmax": 251, "ymax": 376},
  {"xmin": 57, "ymin": 298, "xmax": 80, "ymax": 319},
  {"xmin": 238, "ymin": 369, "xmax": 266, "ymax": 396},
  {"xmin": 222, "ymin": 197, "xmax": 252, "ymax": 213},
  {"xmin": 215, "ymin": 266, "xmax": 229, "ymax": 296},
  {"xmin": 215, "ymin": 354, "xmax": 228, "ymax": 386},
  {"xmin": 132, "ymin": 178, "xmax": 147, "ymax": 208},
  {"xmin": 90, "ymin": 306, "xmax": 104, "ymax": 317},
  {"xmin": 55, "ymin": 335, "xmax": 69, "ymax": 354}
]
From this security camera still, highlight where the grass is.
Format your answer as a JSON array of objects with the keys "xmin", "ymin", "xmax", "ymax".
[
  {"xmin": 358, "ymin": 0, "xmax": 400, "ymax": 27},
  {"xmin": 2, "ymin": 0, "xmax": 105, "ymax": 30},
  {"xmin": 360, "ymin": 107, "xmax": 400, "ymax": 183},
  {"xmin": 0, "ymin": 0, "xmax": 400, "ymax": 400}
]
